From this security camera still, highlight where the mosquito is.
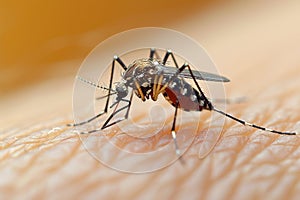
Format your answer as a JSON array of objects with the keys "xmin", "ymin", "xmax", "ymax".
[{"xmin": 68, "ymin": 48, "xmax": 297, "ymax": 156}]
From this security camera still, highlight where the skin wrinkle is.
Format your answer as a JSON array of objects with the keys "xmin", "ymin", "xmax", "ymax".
[
  {"xmin": 45, "ymin": 146, "xmax": 93, "ymax": 198},
  {"xmin": 133, "ymin": 172, "xmax": 163, "ymax": 199},
  {"xmin": 63, "ymin": 164, "xmax": 96, "ymax": 196},
  {"xmin": 219, "ymin": 157, "xmax": 240, "ymax": 199},
  {"xmin": 33, "ymin": 138, "xmax": 79, "ymax": 174},
  {"xmin": 229, "ymin": 135, "xmax": 298, "ymax": 199},
  {"xmin": 0, "ymin": 127, "xmax": 72, "ymax": 160},
  {"xmin": 0, "ymin": 131, "xmax": 79, "ymax": 197},
  {"xmin": 270, "ymin": 170, "xmax": 289, "ymax": 199},
  {"xmin": 285, "ymin": 176, "xmax": 298, "ymax": 200},
  {"xmin": 194, "ymin": 158, "xmax": 213, "ymax": 199},
  {"xmin": 226, "ymin": 168, "xmax": 243, "ymax": 200},
  {"xmin": 211, "ymin": 145, "xmax": 238, "ymax": 181},
  {"xmin": 271, "ymin": 170, "xmax": 296, "ymax": 199},
  {"xmin": 169, "ymin": 164, "xmax": 201, "ymax": 199},
  {"xmin": 174, "ymin": 165, "xmax": 197, "ymax": 196},
  {"xmin": 76, "ymin": 170, "xmax": 117, "ymax": 199},
  {"xmin": 197, "ymin": 103, "xmax": 298, "ymax": 200},
  {"xmin": 235, "ymin": 135, "xmax": 271, "ymax": 168},
  {"xmin": 74, "ymin": 162, "xmax": 114, "ymax": 198},
  {"xmin": 290, "ymin": 174, "xmax": 300, "ymax": 199},
  {"xmin": 246, "ymin": 135, "xmax": 279, "ymax": 165}
]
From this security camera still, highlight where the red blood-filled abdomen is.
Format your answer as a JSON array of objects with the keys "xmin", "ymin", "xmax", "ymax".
[{"xmin": 163, "ymin": 87, "xmax": 203, "ymax": 111}]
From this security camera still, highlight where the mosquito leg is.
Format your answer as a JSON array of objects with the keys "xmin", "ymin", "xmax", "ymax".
[
  {"xmin": 68, "ymin": 56, "xmax": 127, "ymax": 127},
  {"xmin": 124, "ymin": 90, "xmax": 134, "ymax": 119},
  {"xmin": 80, "ymin": 96, "xmax": 132, "ymax": 134},
  {"xmin": 80, "ymin": 105, "xmax": 127, "ymax": 134},
  {"xmin": 162, "ymin": 49, "xmax": 179, "ymax": 68},
  {"xmin": 213, "ymin": 107, "xmax": 297, "ymax": 135},
  {"xmin": 101, "ymin": 91, "xmax": 134, "ymax": 130},
  {"xmin": 96, "ymin": 92, "xmax": 117, "ymax": 100},
  {"xmin": 157, "ymin": 63, "xmax": 212, "ymax": 110},
  {"xmin": 177, "ymin": 63, "xmax": 212, "ymax": 109},
  {"xmin": 114, "ymin": 55, "xmax": 127, "ymax": 70},
  {"xmin": 171, "ymin": 101, "xmax": 181, "ymax": 156},
  {"xmin": 149, "ymin": 48, "xmax": 162, "ymax": 61},
  {"xmin": 149, "ymin": 48, "xmax": 180, "ymax": 100}
]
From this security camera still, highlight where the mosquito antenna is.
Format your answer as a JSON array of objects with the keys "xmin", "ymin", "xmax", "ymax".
[
  {"xmin": 212, "ymin": 107, "xmax": 297, "ymax": 135},
  {"xmin": 77, "ymin": 76, "xmax": 116, "ymax": 92},
  {"xmin": 96, "ymin": 92, "xmax": 117, "ymax": 100}
]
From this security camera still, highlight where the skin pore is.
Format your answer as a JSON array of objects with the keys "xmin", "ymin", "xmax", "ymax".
[{"xmin": 1, "ymin": 1, "xmax": 300, "ymax": 199}]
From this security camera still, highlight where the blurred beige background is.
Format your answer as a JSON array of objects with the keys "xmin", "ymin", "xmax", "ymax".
[
  {"xmin": 0, "ymin": 0, "xmax": 213, "ymax": 95},
  {"xmin": 1, "ymin": 0, "xmax": 300, "ymax": 127}
]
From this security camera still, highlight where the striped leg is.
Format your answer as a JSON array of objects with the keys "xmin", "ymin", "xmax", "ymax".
[
  {"xmin": 68, "ymin": 55, "xmax": 127, "ymax": 127},
  {"xmin": 149, "ymin": 48, "xmax": 179, "ymax": 68},
  {"xmin": 212, "ymin": 107, "xmax": 297, "ymax": 135},
  {"xmin": 162, "ymin": 49, "xmax": 179, "ymax": 68},
  {"xmin": 171, "ymin": 101, "xmax": 180, "ymax": 156},
  {"xmin": 149, "ymin": 48, "xmax": 162, "ymax": 61},
  {"xmin": 80, "ymin": 91, "xmax": 134, "ymax": 134}
]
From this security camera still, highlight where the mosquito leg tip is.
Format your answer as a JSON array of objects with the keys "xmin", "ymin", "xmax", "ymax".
[
  {"xmin": 66, "ymin": 123, "xmax": 74, "ymax": 127},
  {"xmin": 183, "ymin": 62, "xmax": 188, "ymax": 66},
  {"xmin": 244, "ymin": 122, "xmax": 252, "ymax": 126},
  {"xmin": 265, "ymin": 128, "xmax": 273, "ymax": 132},
  {"xmin": 171, "ymin": 130, "xmax": 176, "ymax": 138}
]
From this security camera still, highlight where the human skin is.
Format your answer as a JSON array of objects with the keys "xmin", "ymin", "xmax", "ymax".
[
  {"xmin": 1, "ymin": 71, "xmax": 300, "ymax": 200},
  {"xmin": 1, "ymin": 1, "xmax": 300, "ymax": 200}
]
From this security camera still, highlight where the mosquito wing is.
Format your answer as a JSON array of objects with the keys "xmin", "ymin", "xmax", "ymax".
[{"xmin": 161, "ymin": 65, "xmax": 230, "ymax": 82}]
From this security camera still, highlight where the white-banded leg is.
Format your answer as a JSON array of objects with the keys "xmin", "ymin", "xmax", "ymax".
[
  {"xmin": 212, "ymin": 107, "xmax": 297, "ymax": 135},
  {"xmin": 171, "ymin": 101, "xmax": 180, "ymax": 156},
  {"xmin": 67, "ymin": 55, "xmax": 127, "ymax": 127},
  {"xmin": 101, "ymin": 91, "xmax": 134, "ymax": 130},
  {"xmin": 80, "ymin": 91, "xmax": 134, "ymax": 134},
  {"xmin": 149, "ymin": 48, "xmax": 179, "ymax": 68},
  {"xmin": 149, "ymin": 48, "xmax": 162, "ymax": 61},
  {"xmin": 162, "ymin": 49, "xmax": 179, "ymax": 68}
]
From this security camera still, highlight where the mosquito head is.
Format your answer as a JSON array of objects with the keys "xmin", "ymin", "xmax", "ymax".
[{"xmin": 115, "ymin": 81, "xmax": 128, "ymax": 100}]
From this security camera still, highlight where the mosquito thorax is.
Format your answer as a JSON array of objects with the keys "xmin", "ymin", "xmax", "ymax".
[{"xmin": 123, "ymin": 58, "xmax": 161, "ymax": 80}]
